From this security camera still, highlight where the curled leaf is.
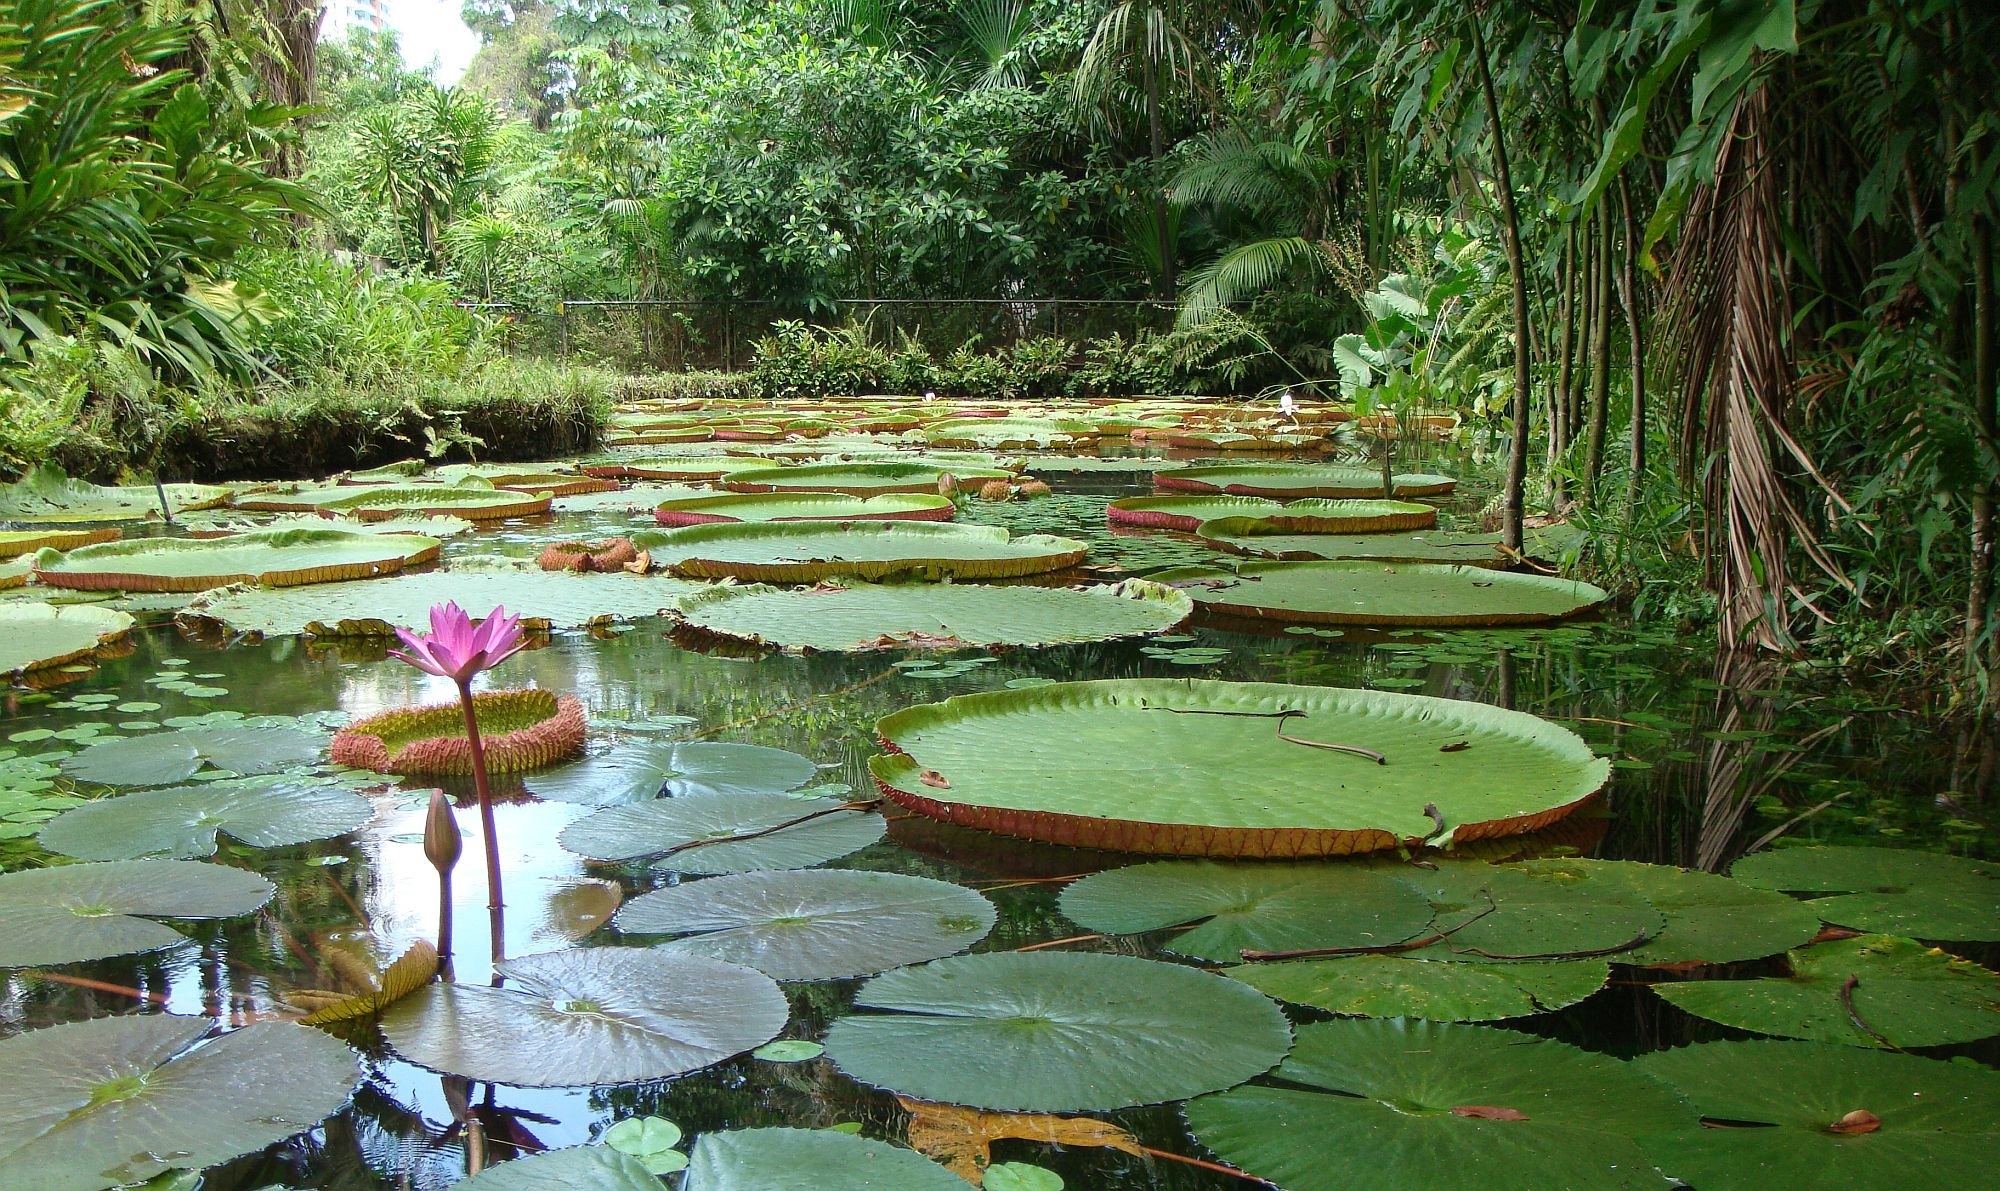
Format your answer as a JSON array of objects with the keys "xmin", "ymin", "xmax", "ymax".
[{"xmin": 899, "ymin": 1096, "xmax": 1143, "ymax": 1182}]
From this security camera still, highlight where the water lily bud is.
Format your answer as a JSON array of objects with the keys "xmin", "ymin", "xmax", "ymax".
[
  {"xmin": 424, "ymin": 789, "xmax": 461, "ymax": 873},
  {"xmin": 937, "ymin": 472, "xmax": 959, "ymax": 496}
]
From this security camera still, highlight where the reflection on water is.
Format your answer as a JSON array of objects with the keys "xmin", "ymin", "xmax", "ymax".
[{"xmin": 1, "ymin": 448, "xmax": 1991, "ymax": 1188}]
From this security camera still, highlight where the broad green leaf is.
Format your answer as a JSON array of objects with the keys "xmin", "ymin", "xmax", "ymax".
[
  {"xmin": 653, "ymin": 491, "xmax": 954, "ymax": 525},
  {"xmin": 185, "ymin": 567, "xmax": 705, "ymax": 637},
  {"xmin": 0, "ymin": 466, "xmax": 230, "ymax": 523},
  {"xmin": 636, "ymin": 521, "xmax": 1088, "ymax": 583},
  {"xmin": 0, "ymin": 859, "xmax": 275, "ymax": 967},
  {"xmin": 1551, "ymin": 858, "xmax": 1823, "ymax": 966},
  {"xmin": 1397, "ymin": 862, "xmax": 1665, "ymax": 959},
  {"xmin": 1156, "ymin": 463, "xmax": 1454, "ymax": 498},
  {"xmin": 719, "ymin": 461, "xmax": 1012, "ymax": 495},
  {"xmin": 0, "ymin": 604, "xmax": 135, "ymax": 677},
  {"xmin": 559, "ymin": 792, "xmax": 885, "ymax": 874},
  {"xmin": 684, "ymin": 1127, "xmax": 965, "ymax": 1190},
  {"xmin": 529, "ymin": 741, "xmax": 817, "ymax": 804},
  {"xmin": 1188, "ymin": 525, "xmax": 1508, "ymax": 566},
  {"xmin": 457, "ymin": 1145, "xmax": 663, "ymax": 1189},
  {"xmin": 1156, "ymin": 561, "xmax": 1608, "ymax": 627},
  {"xmin": 35, "ymin": 528, "xmax": 439, "ymax": 593},
  {"xmin": 1230, "ymin": 953, "xmax": 1609, "ymax": 1021},
  {"xmin": 37, "ymin": 775, "xmax": 371, "ymax": 860},
  {"xmin": 62, "ymin": 720, "xmax": 323, "ymax": 787},
  {"xmin": 1729, "ymin": 846, "xmax": 2000, "ymax": 941}
]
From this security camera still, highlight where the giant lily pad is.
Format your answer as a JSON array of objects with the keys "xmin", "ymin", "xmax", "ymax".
[
  {"xmin": 871, "ymin": 680, "xmax": 1610, "ymax": 856},
  {"xmin": 638, "ymin": 522, "xmax": 1088, "ymax": 583},
  {"xmin": 0, "ymin": 604, "xmax": 135, "ymax": 677},
  {"xmin": 1157, "ymin": 561, "xmax": 1608, "ymax": 626},
  {"xmin": 528, "ymin": 741, "xmax": 818, "ymax": 804},
  {"xmin": 560, "ymin": 791, "xmax": 886, "ymax": 874},
  {"xmin": 1542, "ymin": 858, "xmax": 1824, "ymax": 966},
  {"xmin": 181, "ymin": 566, "xmax": 703, "ymax": 637},
  {"xmin": 457, "ymin": 1145, "xmax": 662, "ymax": 1190},
  {"xmin": 1230, "ymin": 953, "xmax": 1610, "ymax": 1022},
  {"xmin": 1106, "ymin": 495, "xmax": 1290, "ymax": 530},
  {"xmin": 670, "ymin": 578, "xmax": 1191, "ymax": 652},
  {"xmin": 685, "ymin": 1128, "xmax": 966, "ymax": 1191},
  {"xmin": 233, "ymin": 483, "xmax": 551, "ymax": 521},
  {"xmin": 1156, "ymin": 463, "xmax": 1455, "ymax": 498},
  {"xmin": 1194, "ymin": 522, "xmax": 1509, "ymax": 565},
  {"xmin": 1058, "ymin": 859, "xmax": 1437, "ymax": 961},
  {"xmin": 824, "ymin": 951, "xmax": 1292, "ymax": 1111},
  {"xmin": 589, "ymin": 455, "xmax": 772, "ymax": 481},
  {"xmin": 1107, "ymin": 496, "xmax": 1436, "ymax": 533},
  {"xmin": 1729, "ymin": 845, "xmax": 2000, "ymax": 941},
  {"xmin": 0, "ymin": 466, "xmax": 231, "ymax": 523},
  {"xmin": 37, "ymin": 775, "xmax": 372, "ymax": 860},
  {"xmin": 0, "ymin": 859, "xmax": 275, "ymax": 966},
  {"xmin": 378, "ymin": 947, "xmax": 786, "ymax": 1087},
  {"xmin": 924, "ymin": 417, "xmax": 1098, "ymax": 449},
  {"xmin": 0, "ymin": 529, "xmax": 121, "ymax": 555},
  {"xmin": 1653, "ymin": 934, "xmax": 2000, "ymax": 1048},
  {"xmin": 0, "ymin": 1014, "xmax": 357, "ymax": 1191},
  {"xmin": 1634, "ymin": 1040, "xmax": 2000, "ymax": 1189},
  {"xmin": 614, "ymin": 868, "xmax": 996, "ymax": 979},
  {"xmin": 33, "ymin": 527, "xmax": 440, "ymax": 592},
  {"xmin": 62, "ymin": 719, "xmax": 322, "ymax": 786},
  {"xmin": 654, "ymin": 492, "xmax": 955, "ymax": 526},
  {"xmin": 722, "ymin": 461, "xmax": 1012, "ymax": 496},
  {"xmin": 1185, "ymin": 1018, "xmax": 1686, "ymax": 1191}
]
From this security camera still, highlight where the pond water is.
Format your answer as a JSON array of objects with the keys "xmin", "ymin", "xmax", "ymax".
[{"xmin": 1, "ymin": 443, "xmax": 1992, "ymax": 1189}]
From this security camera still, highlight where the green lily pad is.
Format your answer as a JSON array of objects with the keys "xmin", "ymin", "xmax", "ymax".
[
  {"xmin": 924, "ymin": 417, "xmax": 1098, "ymax": 449},
  {"xmin": 1546, "ymin": 858, "xmax": 1825, "ymax": 966},
  {"xmin": 234, "ymin": 483, "xmax": 551, "ymax": 521},
  {"xmin": 602, "ymin": 1116, "xmax": 688, "ymax": 1175},
  {"xmin": 1194, "ymin": 522, "xmax": 1509, "ymax": 565},
  {"xmin": 1105, "ymin": 495, "xmax": 1289, "ymax": 530},
  {"xmin": 753, "ymin": 1040, "xmax": 825, "ymax": 1062},
  {"xmin": 1634, "ymin": 1040, "xmax": 2000, "ymax": 1189},
  {"xmin": 721, "ymin": 461, "xmax": 1012, "ymax": 496},
  {"xmin": 378, "ymin": 947, "xmax": 786, "ymax": 1087},
  {"xmin": 1107, "ymin": 496, "xmax": 1436, "ymax": 534},
  {"xmin": 1156, "ymin": 561, "xmax": 1608, "ymax": 627},
  {"xmin": 0, "ymin": 604, "xmax": 135, "ymax": 677},
  {"xmin": 636, "ymin": 521, "xmax": 1088, "ymax": 583},
  {"xmin": 684, "ymin": 1127, "xmax": 966, "ymax": 1190},
  {"xmin": 36, "ymin": 775, "xmax": 373, "ymax": 860},
  {"xmin": 0, "ymin": 528, "xmax": 121, "ymax": 555},
  {"xmin": 1057, "ymin": 859, "xmax": 1437, "ymax": 961},
  {"xmin": 670, "ymin": 579, "xmax": 1192, "ymax": 652},
  {"xmin": 0, "ymin": 859, "xmax": 275, "ymax": 967},
  {"xmin": 1186, "ymin": 1018, "xmax": 1684, "ymax": 1191},
  {"xmin": 34, "ymin": 528, "xmax": 440, "ymax": 593},
  {"xmin": 1729, "ymin": 846, "xmax": 2000, "ymax": 941},
  {"xmin": 824, "ymin": 951, "xmax": 1292, "ymax": 1111},
  {"xmin": 653, "ymin": 491, "xmax": 955, "ymax": 526},
  {"xmin": 457, "ymin": 1145, "xmax": 663, "ymax": 1189},
  {"xmin": 527, "ymin": 741, "xmax": 817, "ymax": 804},
  {"xmin": 559, "ymin": 792, "xmax": 886, "ymax": 874},
  {"xmin": 1229, "ymin": 953, "xmax": 1610, "ymax": 1021},
  {"xmin": 61, "ymin": 720, "xmax": 323, "ymax": 787},
  {"xmin": 614, "ymin": 868, "xmax": 995, "ymax": 980},
  {"xmin": 1395, "ymin": 862, "xmax": 1666, "ymax": 959},
  {"xmin": 1155, "ymin": 463, "xmax": 1455, "ymax": 498},
  {"xmin": 1653, "ymin": 934, "xmax": 2000, "ymax": 1048},
  {"xmin": 0, "ymin": 465, "xmax": 231, "ymax": 523},
  {"xmin": 871, "ymin": 680, "xmax": 1610, "ymax": 856},
  {"xmin": 0, "ymin": 1015, "xmax": 356, "ymax": 1191}
]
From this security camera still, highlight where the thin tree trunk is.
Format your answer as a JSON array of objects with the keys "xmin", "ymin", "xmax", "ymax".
[
  {"xmin": 1619, "ymin": 176, "xmax": 1648, "ymax": 515},
  {"xmin": 1968, "ymin": 214, "xmax": 1996, "ymax": 684},
  {"xmin": 1552, "ymin": 221, "xmax": 1578, "ymax": 506},
  {"xmin": 1572, "ymin": 219, "xmax": 1595, "ymax": 442},
  {"xmin": 1470, "ymin": 12, "xmax": 1532, "ymax": 551},
  {"xmin": 1145, "ymin": 50, "xmax": 1175, "ymax": 300},
  {"xmin": 1583, "ymin": 203, "xmax": 1613, "ymax": 504}
]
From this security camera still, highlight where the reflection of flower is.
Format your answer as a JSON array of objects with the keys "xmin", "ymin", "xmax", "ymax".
[{"xmin": 390, "ymin": 601, "xmax": 526, "ymax": 684}]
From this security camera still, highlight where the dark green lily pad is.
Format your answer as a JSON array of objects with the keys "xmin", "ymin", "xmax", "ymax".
[
  {"xmin": 559, "ymin": 792, "xmax": 886, "ymax": 874},
  {"xmin": 526, "ymin": 741, "xmax": 817, "ymax": 805},
  {"xmin": 1397, "ymin": 861, "xmax": 1666, "ymax": 960},
  {"xmin": 1519, "ymin": 858, "xmax": 1823, "ymax": 967},
  {"xmin": 457, "ymin": 1145, "xmax": 663, "ymax": 1189},
  {"xmin": 37, "ymin": 776, "xmax": 372, "ymax": 860},
  {"xmin": 1634, "ymin": 1040, "xmax": 2000, "ymax": 1189},
  {"xmin": 824, "ymin": 951, "xmax": 1292, "ymax": 1112},
  {"xmin": 61, "ymin": 720, "xmax": 323, "ymax": 788},
  {"xmin": 378, "ymin": 948, "xmax": 786, "ymax": 1087},
  {"xmin": 1057, "ymin": 859, "xmax": 1436, "ymax": 961},
  {"xmin": 684, "ymin": 1127, "xmax": 965, "ymax": 1190},
  {"xmin": 1157, "ymin": 561, "xmax": 1608, "ymax": 627},
  {"xmin": 1229, "ymin": 953, "xmax": 1610, "ymax": 1021},
  {"xmin": 0, "ymin": 859, "xmax": 275, "ymax": 967},
  {"xmin": 1185, "ymin": 1018, "xmax": 1686, "ymax": 1191},
  {"xmin": 0, "ymin": 1014, "xmax": 356, "ymax": 1191},
  {"xmin": 615, "ymin": 868, "xmax": 996, "ymax": 980},
  {"xmin": 1653, "ymin": 934, "xmax": 2000, "ymax": 1048},
  {"xmin": 1729, "ymin": 846, "xmax": 2000, "ymax": 941}
]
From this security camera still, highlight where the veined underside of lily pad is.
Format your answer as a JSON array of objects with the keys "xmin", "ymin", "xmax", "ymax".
[{"xmin": 871, "ymin": 679, "xmax": 1611, "ymax": 856}]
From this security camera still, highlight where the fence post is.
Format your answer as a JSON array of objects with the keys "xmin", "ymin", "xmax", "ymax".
[{"xmin": 557, "ymin": 298, "xmax": 569, "ymax": 359}]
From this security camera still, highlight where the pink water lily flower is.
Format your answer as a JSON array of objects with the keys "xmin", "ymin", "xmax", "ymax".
[{"xmin": 391, "ymin": 602, "xmax": 526, "ymax": 685}]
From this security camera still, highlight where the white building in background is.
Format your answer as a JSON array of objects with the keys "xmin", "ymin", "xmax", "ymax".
[{"xmin": 324, "ymin": 0, "xmax": 390, "ymax": 35}]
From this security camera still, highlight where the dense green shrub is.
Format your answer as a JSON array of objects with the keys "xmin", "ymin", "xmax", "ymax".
[{"xmin": 616, "ymin": 371, "xmax": 756, "ymax": 403}]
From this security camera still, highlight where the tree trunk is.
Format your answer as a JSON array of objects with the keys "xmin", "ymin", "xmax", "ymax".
[
  {"xmin": 1967, "ymin": 214, "xmax": 1996, "ymax": 684},
  {"xmin": 1552, "ymin": 221, "xmax": 1578, "ymax": 506},
  {"xmin": 1582, "ymin": 202, "xmax": 1613, "ymax": 505},
  {"xmin": 1145, "ymin": 50, "xmax": 1176, "ymax": 301},
  {"xmin": 1619, "ymin": 175, "xmax": 1648, "ymax": 516},
  {"xmin": 1470, "ymin": 12, "xmax": 1532, "ymax": 552}
]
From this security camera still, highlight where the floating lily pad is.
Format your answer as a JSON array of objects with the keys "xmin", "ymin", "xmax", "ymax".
[
  {"xmin": 37, "ymin": 775, "xmax": 372, "ymax": 860},
  {"xmin": 330, "ymin": 690, "xmax": 586, "ymax": 777},
  {"xmin": 1547, "ymin": 859, "xmax": 1825, "ymax": 966},
  {"xmin": 924, "ymin": 417, "xmax": 1098, "ymax": 449},
  {"xmin": 654, "ymin": 492, "xmax": 956, "ymax": 526},
  {"xmin": 1229, "ymin": 953, "xmax": 1610, "ymax": 1021},
  {"xmin": 34, "ymin": 528, "xmax": 440, "ymax": 592},
  {"xmin": 1185, "ymin": 1018, "xmax": 1686, "ymax": 1191},
  {"xmin": 233, "ymin": 483, "xmax": 551, "ymax": 521},
  {"xmin": 181, "ymin": 567, "xmax": 703, "ymax": 637},
  {"xmin": 0, "ymin": 604, "xmax": 135, "ymax": 677},
  {"xmin": 378, "ymin": 948, "xmax": 786, "ymax": 1087},
  {"xmin": 1107, "ymin": 496, "xmax": 1436, "ymax": 534},
  {"xmin": 1395, "ymin": 861, "xmax": 1666, "ymax": 959},
  {"xmin": 0, "ymin": 528, "xmax": 121, "ymax": 555},
  {"xmin": 1653, "ymin": 934, "xmax": 2000, "ymax": 1048},
  {"xmin": 0, "ymin": 466, "xmax": 231, "ymax": 523},
  {"xmin": 1729, "ymin": 846, "xmax": 2000, "ymax": 941},
  {"xmin": 824, "ymin": 951, "xmax": 1292, "ymax": 1111},
  {"xmin": 722, "ymin": 461, "xmax": 1012, "ymax": 495},
  {"xmin": 1634, "ymin": 1040, "xmax": 2000, "ymax": 1189},
  {"xmin": 528, "ymin": 741, "xmax": 817, "ymax": 804},
  {"xmin": 0, "ymin": 859, "xmax": 275, "ymax": 966},
  {"xmin": 1194, "ymin": 522, "xmax": 1508, "ymax": 565},
  {"xmin": 684, "ymin": 1127, "xmax": 966, "ymax": 1191},
  {"xmin": 457, "ymin": 1145, "xmax": 663, "ymax": 1189},
  {"xmin": 1105, "ymin": 495, "xmax": 1289, "ymax": 531},
  {"xmin": 1156, "ymin": 464, "xmax": 1455, "ymax": 498},
  {"xmin": 1156, "ymin": 561, "xmax": 1608, "ymax": 626},
  {"xmin": 871, "ymin": 680, "xmax": 1610, "ymax": 856},
  {"xmin": 614, "ymin": 868, "xmax": 996, "ymax": 979},
  {"xmin": 638, "ymin": 522, "xmax": 1088, "ymax": 583},
  {"xmin": 560, "ymin": 791, "xmax": 886, "ymax": 874},
  {"xmin": 0, "ymin": 1015, "xmax": 357, "ymax": 1191},
  {"xmin": 1058, "ymin": 859, "xmax": 1436, "ymax": 961},
  {"xmin": 671, "ymin": 579, "xmax": 1191, "ymax": 652},
  {"xmin": 593, "ymin": 455, "xmax": 773, "ymax": 480},
  {"xmin": 61, "ymin": 720, "xmax": 323, "ymax": 787}
]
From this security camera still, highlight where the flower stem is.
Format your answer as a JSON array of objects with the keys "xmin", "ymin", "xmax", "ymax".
[{"xmin": 457, "ymin": 680, "xmax": 506, "ymax": 966}]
